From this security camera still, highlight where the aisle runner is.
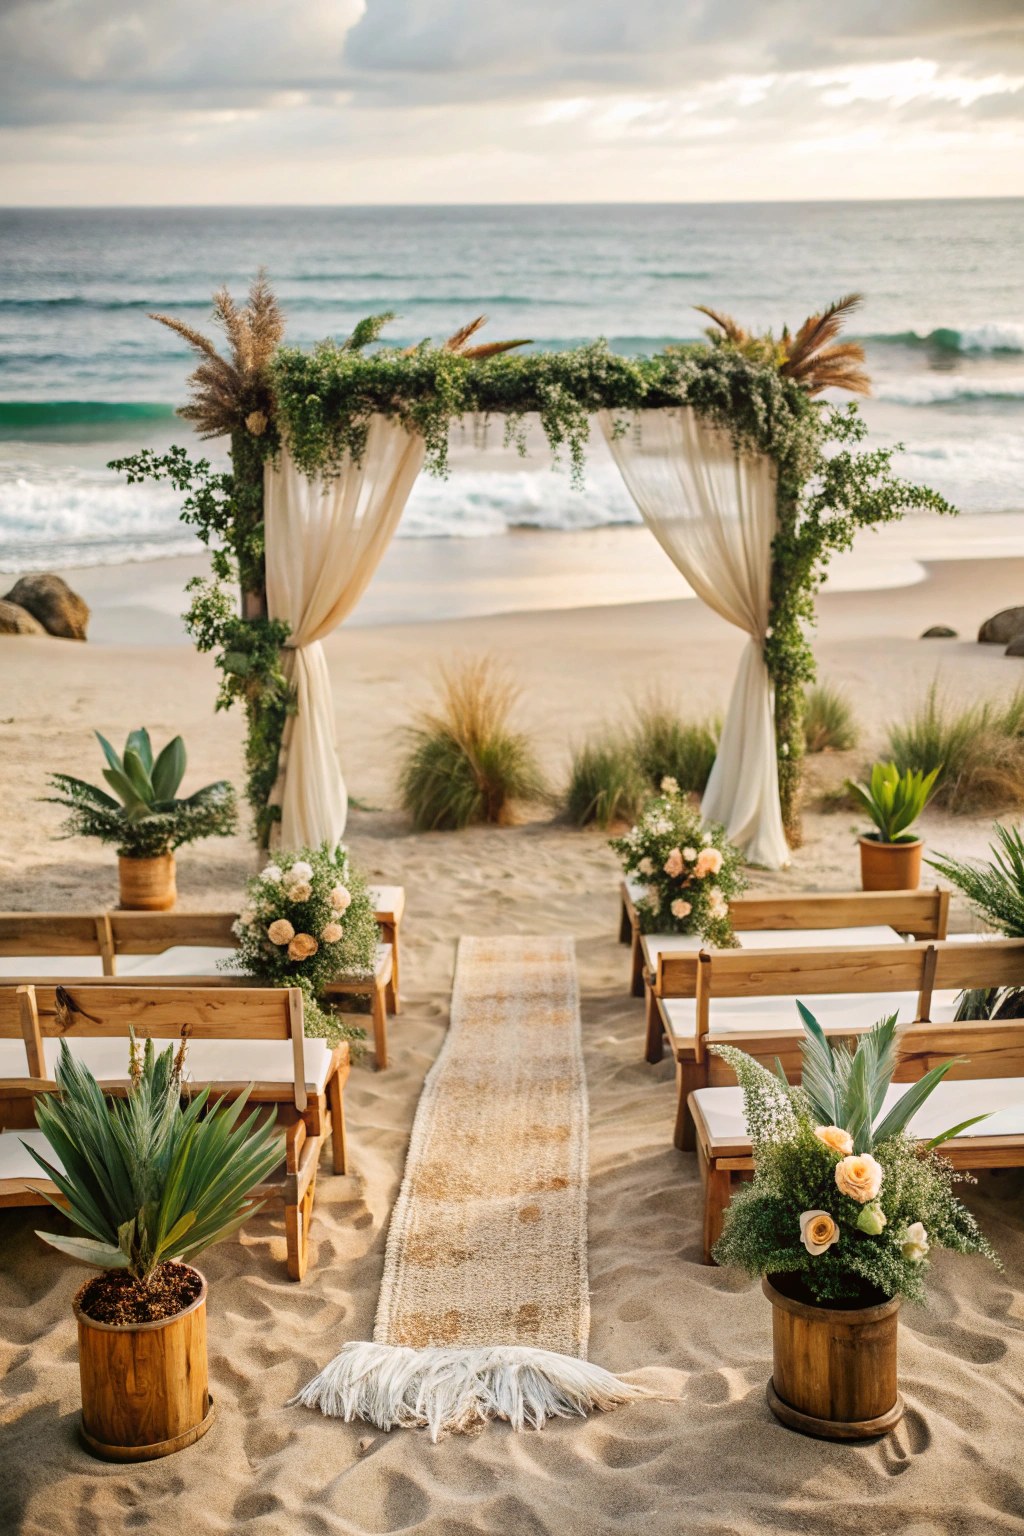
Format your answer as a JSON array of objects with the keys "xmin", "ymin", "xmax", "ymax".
[{"xmin": 297, "ymin": 935, "xmax": 647, "ymax": 1437}]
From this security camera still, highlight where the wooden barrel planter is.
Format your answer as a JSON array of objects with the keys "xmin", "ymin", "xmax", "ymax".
[
  {"xmin": 73, "ymin": 1266, "xmax": 214, "ymax": 1461},
  {"xmin": 859, "ymin": 836, "xmax": 923, "ymax": 892},
  {"xmin": 118, "ymin": 852, "xmax": 177, "ymax": 911},
  {"xmin": 763, "ymin": 1275, "xmax": 904, "ymax": 1440}
]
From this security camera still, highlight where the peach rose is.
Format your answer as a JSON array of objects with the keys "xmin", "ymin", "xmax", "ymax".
[
  {"xmin": 321, "ymin": 922, "xmax": 343, "ymax": 944},
  {"xmin": 695, "ymin": 847, "xmax": 723, "ymax": 878},
  {"xmin": 814, "ymin": 1125, "xmax": 854, "ymax": 1157},
  {"xmin": 329, "ymin": 885, "xmax": 352, "ymax": 912},
  {"xmin": 799, "ymin": 1210, "xmax": 840, "ymax": 1256},
  {"xmin": 664, "ymin": 848, "xmax": 684, "ymax": 877},
  {"xmin": 288, "ymin": 883, "xmax": 313, "ymax": 903},
  {"xmin": 267, "ymin": 919, "xmax": 295, "ymax": 946},
  {"xmin": 671, "ymin": 898, "xmax": 692, "ymax": 919},
  {"xmin": 287, "ymin": 932, "xmax": 319, "ymax": 961},
  {"xmin": 835, "ymin": 1153, "xmax": 883, "ymax": 1204}
]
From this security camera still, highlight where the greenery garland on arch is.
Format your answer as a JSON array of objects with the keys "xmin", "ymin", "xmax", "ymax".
[{"xmin": 112, "ymin": 276, "xmax": 953, "ymax": 847}]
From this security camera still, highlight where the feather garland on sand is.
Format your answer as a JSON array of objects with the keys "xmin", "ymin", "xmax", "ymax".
[{"xmin": 293, "ymin": 1342, "xmax": 651, "ymax": 1441}]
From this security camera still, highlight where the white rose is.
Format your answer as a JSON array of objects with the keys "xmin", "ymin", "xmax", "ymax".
[
  {"xmin": 638, "ymin": 857, "xmax": 654, "ymax": 876},
  {"xmin": 902, "ymin": 1221, "xmax": 929, "ymax": 1263},
  {"xmin": 329, "ymin": 885, "xmax": 352, "ymax": 912},
  {"xmin": 260, "ymin": 865, "xmax": 283, "ymax": 884},
  {"xmin": 660, "ymin": 776, "xmax": 679, "ymax": 794},
  {"xmin": 702, "ymin": 832, "xmax": 713, "ymax": 845},
  {"xmin": 238, "ymin": 906, "xmax": 255, "ymax": 926},
  {"xmin": 284, "ymin": 860, "xmax": 314, "ymax": 886},
  {"xmin": 682, "ymin": 848, "xmax": 697, "ymax": 862}
]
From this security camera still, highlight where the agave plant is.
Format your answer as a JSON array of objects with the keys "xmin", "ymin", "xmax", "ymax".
[
  {"xmin": 847, "ymin": 760, "xmax": 940, "ymax": 844},
  {"xmin": 784, "ymin": 1004, "xmax": 987, "ymax": 1154},
  {"xmin": 45, "ymin": 728, "xmax": 237, "ymax": 859},
  {"xmin": 28, "ymin": 1036, "xmax": 282, "ymax": 1282}
]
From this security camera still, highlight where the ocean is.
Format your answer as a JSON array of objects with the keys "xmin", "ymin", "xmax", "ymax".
[{"xmin": 2, "ymin": 200, "xmax": 1024, "ymax": 574}]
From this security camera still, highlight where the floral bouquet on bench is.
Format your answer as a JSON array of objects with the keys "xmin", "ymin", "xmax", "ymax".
[
  {"xmin": 610, "ymin": 778, "xmax": 746, "ymax": 947},
  {"xmin": 231, "ymin": 842, "xmax": 378, "ymax": 1045}
]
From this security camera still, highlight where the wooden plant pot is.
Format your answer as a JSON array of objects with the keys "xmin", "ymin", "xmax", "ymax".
[
  {"xmin": 74, "ymin": 1267, "xmax": 214, "ymax": 1461},
  {"xmin": 859, "ymin": 836, "xmax": 923, "ymax": 892},
  {"xmin": 763, "ymin": 1276, "xmax": 903, "ymax": 1440},
  {"xmin": 118, "ymin": 852, "xmax": 177, "ymax": 911}
]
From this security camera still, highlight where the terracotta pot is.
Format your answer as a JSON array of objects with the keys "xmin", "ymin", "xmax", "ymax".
[
  {"xmin": 763, "ymin": 1275, "xmax": 903, "ymax": 1440},
  {"xmin": 74, "ymin": 1267, "xmax": 214, "ymax": 1461},
  {"xmin": 859, "ymin": 835, "xmax": 923, "ymax": 892},
  {"xmin": 118, "ymin": 853, "xmax": 176, "ymax": 911}
]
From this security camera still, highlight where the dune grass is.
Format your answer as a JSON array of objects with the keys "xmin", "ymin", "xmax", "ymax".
[
  {"xmin": 803, "ymin": 682, "xmax": 858, "ymax": 754},
  {"xmin": 565, "ymin": 736, "xmax": 647, "ymax": 830},
  {"xmin": 887, "ymin": 682, "xmax": 1024, "ymax": 815},
  {"xmin": 398, "ymin": 657, "xmax": 547, "ymax": 831},
  {"xmin": 630, "ymin": 696, "xmax": 719, "ymax": 795}
]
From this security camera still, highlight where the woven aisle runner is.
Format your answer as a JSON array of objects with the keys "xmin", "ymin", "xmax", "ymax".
[{"xmin": 298, "ymin": 935, "xmax": 648, "ymax": 1436}]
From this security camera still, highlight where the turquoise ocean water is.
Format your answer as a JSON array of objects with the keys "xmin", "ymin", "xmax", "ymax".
[{"xmin": 1, "ymin": 201, "xmax": 1023, "ymax": 572}]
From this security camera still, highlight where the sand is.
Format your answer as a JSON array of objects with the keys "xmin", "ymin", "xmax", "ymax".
[{"xmin": 3, "ymin": 553, "xmax": 1024, "ymax": 1533}]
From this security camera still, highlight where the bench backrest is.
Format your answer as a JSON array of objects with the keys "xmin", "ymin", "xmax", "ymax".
[
  {"xmin": 656, "ymin": 937, "xmax": 1024, "ymax": 1061},
  {"xmin": 0, "ymin": 911, "xmax": 240, "ymax": 974},
  {"xmin": 1, "ymin": 982, "xmax": 309, "ymax": 1110},
  {"xmin": 727, "ymin": 887, "xmax": 949, "ymax": 940}
]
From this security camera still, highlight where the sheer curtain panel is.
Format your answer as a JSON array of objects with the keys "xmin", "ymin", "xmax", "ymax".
[
  {"xmin": 264, "ymin": 418, "xmax": 426, "ymax": 851},
  {"xmin": 599, "ymin": 407, "xmax": 789, "ymax": 869}
]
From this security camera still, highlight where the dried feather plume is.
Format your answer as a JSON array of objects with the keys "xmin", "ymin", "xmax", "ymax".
[
  {"xmin": 293, "ymin": 1341, "xmax": 655, "ymax": 1441},
  {"xmin": 150, "ymin": 269, "xmax": 284, "ymax": 438},
  {"xmin": 696, "ymin": 294, "xmax": 870, "ymax": 397}
]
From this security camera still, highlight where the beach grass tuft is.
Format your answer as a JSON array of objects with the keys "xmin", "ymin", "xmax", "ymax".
[
  {"xmin": 888, "ymin": 683, "xmax": 1024, "ymax": 814},
  {"xmin": 803, "ymin": 682, "xmax": 858, "ymax": 754},
  {"xmin": 630, "ymin": 695, "xmax": 718, "ymax": 795},
  {"xmin": 398, "ymin": 656, "xmax": 547, "ymax": 831},
  {"xmin": 565, "ymin": 736, "xmax": 647, "ymax": 830}
]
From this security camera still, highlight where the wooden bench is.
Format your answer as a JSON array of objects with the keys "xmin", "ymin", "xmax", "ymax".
[
  {"xmin": 647, "ymin": 935, "xmax": 1024, "ymax": 1154},
  {"xmin": 621, "ymin": 882, "xmax": 949, "ymax": 999},
  {"xmin": 0, "ymin": 981, "xmax": 350, "ymax": 1281},
  {"xmin": 689, "ymin": 1018, "xmax": 1024, "ymax": 1263},
  {"xmin": 0, "ymin": 897, "xmax": 403, "ymax": 1068}
]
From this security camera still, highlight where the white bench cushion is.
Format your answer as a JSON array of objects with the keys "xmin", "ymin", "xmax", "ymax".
[
  {"xmin": 662, "ymin": 989, "xmax": 961, "ymax": 1046},
  {"xmin": 693, "ymin": 1077, "xmax": 1024, "ymax": 1148},
  {"xmin": 0, "ymin": 956, "xmax": 106, "ymax": 977},
  {"xmin": 35, "ymin": 1037, "xmax": 333, "ymax": 1094},
  {"xmin": 644, "ymin": 925, "xmax": 905, "ymax": 968},
  {"xmin": 0, "ymin": 1128, "xmax": 65, "ymax": 1181}
]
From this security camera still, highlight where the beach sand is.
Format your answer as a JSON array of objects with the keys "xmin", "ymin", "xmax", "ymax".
[{"xmin": 3, "ymin": 554, "xmax": 1024, "ymax": 1534}]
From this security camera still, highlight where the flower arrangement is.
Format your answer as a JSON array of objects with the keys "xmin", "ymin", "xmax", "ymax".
[
  {"xmin": 230, "ymin": 842, "xmax": 378, "ymax": 1045},
  {"xmin": 609, "ymin": 778, "xmax": 747, "ymax": 946},
  {"xmin": 712, "ymin": 1005, "xmax": 999, "ymax": 1304}
]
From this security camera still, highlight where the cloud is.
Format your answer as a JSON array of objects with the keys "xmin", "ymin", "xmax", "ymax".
[{"xmin": 0, "ymin": 0, "xmax": 1021, "ymax": 202}]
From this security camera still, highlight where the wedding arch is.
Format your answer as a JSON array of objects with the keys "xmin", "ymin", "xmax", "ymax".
[{"xmin": 114, "ymin": 279, "xmax": 951, "ymax": 868}]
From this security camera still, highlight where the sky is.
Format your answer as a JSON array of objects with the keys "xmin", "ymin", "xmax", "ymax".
[{"xmin": 1, "ymin": 0, "xmax": 1023, "ymax": 204}]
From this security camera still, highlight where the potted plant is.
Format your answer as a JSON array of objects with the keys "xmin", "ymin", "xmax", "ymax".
[
  {"xmin": 231, "ymin": 841, "xmax": 378, "ymax": 1044},
  {"xmin": 610, "ymin": 777, "xmax": 747, "ymax": 946},
  {"xmin": 711, "ymin": 1007, "xmax": 998, "ymax": 1439},
  {"xmin": 846, "ymin": 760, "xmax": 940, "ymax": 891},
  {"xmin": 27, "ymin": 1034, "xmax": 281, "ymax": 1460},
  {"xmin": 45, "ymin": 728, "xmax": 237, "ymax": 909}
]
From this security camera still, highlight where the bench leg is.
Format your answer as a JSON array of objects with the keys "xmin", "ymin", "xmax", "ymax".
[
  {"xmin": 674, "ymin": 1060, "xmax": 705, "ymax": 1151},
  {"xmin": 382, "ymin": 921, "xmax": 401, "ymax": 1015},
  {"xmin": 645, "ymin": 983, "xmax": 664, "ymax": 1063},
  {"xmin": 631, "ymin": 928, "xmax": 645, "ymax": 998},
  {"xmin": 372, "ymin": 978, "xmax": 389, "ymax": 1071},
  {"xmin": 328, "ymin": 1068, "xmax": 347, "ymax": 1175},
  {"xmin": 619, "ymin": 896, "xmax": 632, "ymax": 945},
  {"xmin": 697, "ymin": 1139, "xmax": 731, "ymax": 1265},
  {"xmin": 286, "ymin": 1166, "xmax": 316, "ymax": 1282}
]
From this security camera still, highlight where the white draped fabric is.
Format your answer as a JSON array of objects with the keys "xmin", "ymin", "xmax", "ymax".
[
  {"xmin": 264, "ymin": 418, "xmax": 426, "ymax": 851},
  {"xmin": 598, "ymin": 407, "xmax": 789, "ymax": 869}
]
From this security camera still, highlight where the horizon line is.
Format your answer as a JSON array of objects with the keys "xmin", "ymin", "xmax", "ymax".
[{"xmin": 2, "ymin": 193, "xmax": 1024, "ymax": 213}]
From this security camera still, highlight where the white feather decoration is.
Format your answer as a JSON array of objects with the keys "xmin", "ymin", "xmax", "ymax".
[{"xmin": 293, "ymin": 1342, "xmax": 652, "ymax": 1441}]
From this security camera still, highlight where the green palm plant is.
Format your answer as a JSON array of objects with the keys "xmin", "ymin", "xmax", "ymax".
[
  {"xmin": 45, "ymin": 728, "xmax": 237, "ymax": 859},
  {"xmin": 28, "ymin": 1035, "xmax": 282, "ymax": 1282},
  {"xmin": 846, "ymin": 760, "xmax": 940, "ymax": 844},
  {"xmin": 928, "ymin": 825, "xmax": 1024, "ymax": 1021},
  {"xmin": 784, "ymin": 1004, "xmax": 987, "ymax": 1155}
]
